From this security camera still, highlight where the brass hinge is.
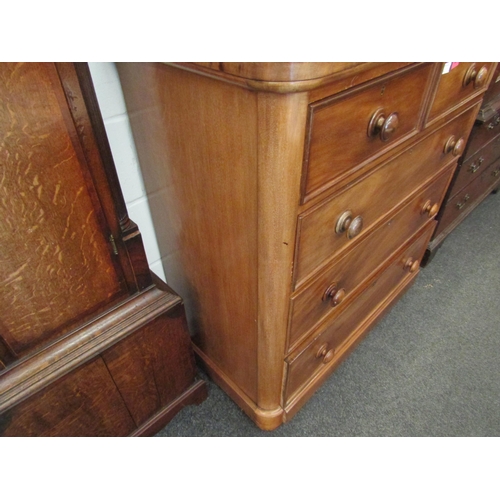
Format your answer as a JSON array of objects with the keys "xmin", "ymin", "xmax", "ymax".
[{"xmin": 109, "ymin": 234, "xmax": 119, "ymax": 255}]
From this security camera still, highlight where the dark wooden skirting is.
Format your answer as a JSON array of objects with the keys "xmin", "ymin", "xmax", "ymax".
[{"xmin": 131, "ymin": 379, "xmax": 208, "ymax": 436}]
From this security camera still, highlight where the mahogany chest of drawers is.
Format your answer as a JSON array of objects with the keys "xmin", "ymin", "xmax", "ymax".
[
  {"xmin": 118, "ymin": 62, "xmax": 496, "ymax": 430},
  {"xmin": 424, "ymin": 63, "xmax": 500, "ymax": 263}
]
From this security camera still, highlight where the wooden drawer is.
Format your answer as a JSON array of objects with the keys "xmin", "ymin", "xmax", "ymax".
[
  {"xmin": 449, "ymin": 134, "xmax": 500, "ymax": 199},
  {"xmin": 301, "ymin": 64, "xmax": 433, "ymax": 201},
  {"xmin": 436, "ymin": 157, "xmax": 500, "ymax": 235},
  {"xmin": 288, "ymin": 167, "xmax": 453, "ymax": 350},
  {"xmin": 294, "ymin": 103, "xmax": 479, "ymax": 288},
  {"xmin": 285, "ymin": 224, "xmax": 434, "ymax": 404},
  {"xmin": 427, "ymin": 62, "xmax": 496, "ymax": 125}
]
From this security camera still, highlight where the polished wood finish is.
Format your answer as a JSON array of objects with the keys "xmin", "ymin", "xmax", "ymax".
[
  {"xmin": 426, "ymin": 62, "xmax": 496, "ymax": 125},
  {"xmin": 288, "ymin": 167, "xmax": 453, "ymax": 351},
  {"xmin": 424, "ymin": 63, "xmax": 500, "ymax": 265},
  {"xmin": 285, "ymin": 224, "xmax": 434, "ymax": 404},
  {"xmin": 118, "ymin": 62, "xmax": 260, "ymax": 402},
  {"xmin": 118, "ymin": 62, "xmax": 484, "ymax": 430},
  {"xmin": 0, "ymin": 358, "xmax": 136, "ymax": 437},
  {"xmin": 302, "ymin": 64, "xmax": 433, "ymax": 200},
  {"xmin": 174, "ymin": 62, "xmax": 412, "ymax": 94},
  {"xmin": 0, "ymin": 63, "xmax": 206, "ymax": 436},
  {"xmin": 193, "ymin": 62, "xmax": 364, "ymax": 82},
  {"xmin": 294, "ymin": 103, "xmax": 479, "ymax": 288}
]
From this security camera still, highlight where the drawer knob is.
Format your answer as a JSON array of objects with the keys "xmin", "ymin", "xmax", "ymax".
[
  {"xmin": 404, "ymin": 258, "xmax": 420, "ymax": 273},
  {"xmin": 323, "ymin": 282, "xmax": 346, "ymax": 307},
  {"xmin": 444, "ymin": 135, "xmax": 465, "ymax": 156},
  {"xmin": 456, "ymin": 193, "xmax": 470, "ymax": 210},
  {"xmin": 367, "ymin": 108, "xmax": 399, "ymax": 142},
  {"xmin": 468, "ymin": 157, "xmax": 484, "ymax": 173},
  {"xmin": 488, "ymin": 116, "xmax": 500, "ymax": 130},
  {"xmin": 493, "ymin": 168, "xmax": 500, "ymax": 178},
  {"xmin": 421, "ymin": 200, "xmax": 439, "ymax": 218},
  {"xmin": 335, "ymin": 210, "xmax": 364, "ymax": 239},
  {"xmin": 316, "ymin": 343, "xmax": 335, "ymax": 364},
  {"xmin": 463, "ymin": 64, "xmax": 489, "ymax": 89}
]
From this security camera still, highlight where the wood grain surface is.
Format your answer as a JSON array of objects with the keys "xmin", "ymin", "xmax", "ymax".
[
  {"xmin": 0, "ymin": 357, "xmax": 136, "ymax": 437},
  {"xmin": 0, "ymin": 63, "xmax": 125, "ymax": 357},
  {"xmin": 294, "ymin": 102, "xmax": 480, "ymax": 288},
  {"xmin": 302, "ymin": 64, "xmax": 433, "ymax": 200},
  {"xmin": 118, "ymin": 62, "xmax": 492, "ymax": 430},
  {"xmin": 118, "ymin": 62, "xmax": 260, "ymax": 401},
  {"xmin": 426, "ymin": 62, "xmax": 497, "ymax": 125}
]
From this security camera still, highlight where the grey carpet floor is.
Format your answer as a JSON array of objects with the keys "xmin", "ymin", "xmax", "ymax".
[{"xmin": 156, "ymin": 190, "xmax": 500, "ymax": 437}]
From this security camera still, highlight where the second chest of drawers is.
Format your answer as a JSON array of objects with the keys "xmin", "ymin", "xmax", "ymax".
[
  {"xmin": 118, "ymin": 61, "xmax": 495, "ymax": 430},
  {"xmin": 424, "ymin": 63, "xmax": 500, "ymax": 263}
]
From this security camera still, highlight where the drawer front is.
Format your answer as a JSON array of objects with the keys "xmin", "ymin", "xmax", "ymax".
[
  {"xmin": 302, "ymin": 64, "xmax": 433, "ymax": 200},
  {"xmin": 294, "ymin": 104, "xmax": 479, "ymax": 288},
  {"xmin": 449, "ymin": 134, "xmax": 500, "ymax": 198},
  {"xmin": 427, "ymin": 62, "xmax": 496, "ymax": 124},
  {"xmin": 285, "ymin": 224, "xmax": 434, "ymax": 403},
  {"xmin": 465, "ymin": 112, "xmax": 500, "ymax": 157},
  {"xmin": 288, "ymin": 168, "xmax": 453, "ymax": 350},
  {"xmin": 436, "ymin": 157, "xmax": 500, "ymax": 235}
]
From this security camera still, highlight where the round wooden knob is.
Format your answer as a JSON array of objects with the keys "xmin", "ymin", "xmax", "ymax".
[
  {"xmin": 463, "ymin": 64, "xmax": 488, "ymax": 89},
  {"xmin": 322, "ymin": 349, "xmax": 335, "ymax": 364},
  {"xmin": 347, "ymin": 215, "xmax": 363, "ymax": 239},
  {"xmin": 444, "ymin": 136, "xmax": 465, "ymax": 156},
  {"xmin": 335, "ymin": 210, "xmax": 363, "ymax": 239},
  {"xmin": 323, "ymin": 283, "xmax": 346, "ymax": 307},
  {"xmin": 316, "ymin": 343, "xmax": 328, "ymax": 358},
  {"xmin": 421, "ymin": 200, "xmax": 439, "ymax": 218},
  {"xmin": 316, "ymin": 343, "xmax": 335, "ymax": 364},
  {"xmin": 404, "ymin": 258, "xmax": 419, "ymax": 273},
  {"xmin": 368, "ymin": 109, "xmax": 399, "ymax": 142}
]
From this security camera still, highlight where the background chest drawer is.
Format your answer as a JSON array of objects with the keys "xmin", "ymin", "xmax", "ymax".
[
  {"xmin": 294, "ymin": 104, "xmax": 478, "ymax": 288},
  {"xmin": 465, "ymin": 111, "xmax": 500, "ymax": 157},
  {"xmin": 427, "ymin": 62, "xmax": 496, "ymax": 124},
  {"xmin": 302, "ymin": 63, "xmax": 433, "ymax": 201},
  {"xmin": 285, "ymin": 224, "xmax": 434, "ymax": 404},
  {"xmin": 436, "ymin": 157, "xmax": 500, "ymax": 235},
  {"xmin": 449, "ymin": 135, "xmax": 500, "ymax": 199}
]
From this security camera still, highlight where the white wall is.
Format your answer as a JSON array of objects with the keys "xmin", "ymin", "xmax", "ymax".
[{"xmin": 88, "ymin": 62, "xmax": 167, "ymax": 282}]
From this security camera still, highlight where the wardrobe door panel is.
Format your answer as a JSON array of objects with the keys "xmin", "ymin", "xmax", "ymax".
[{"xmin": 0, "ymin": 63, "xmax": 127, "ymax": 357}]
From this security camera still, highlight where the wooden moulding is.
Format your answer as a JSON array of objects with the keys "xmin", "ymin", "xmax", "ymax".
[
  {"xmin": 192, "ymin": 345, "xmax": 284, "ymax": 431},
  {"xmin": 57, "ymin": 62, "xmax": 153, "ymax": 293},
  {"xmin": 0, "ymin": 285, "xmax": 180, "ymax": 415},
  {"xmin": 165, "ymin": 62, "xmax": 413, "ymax": 94},
  {"xmin": 131, "ymin": 379, "xmax": 207, "ymax": 436}
]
